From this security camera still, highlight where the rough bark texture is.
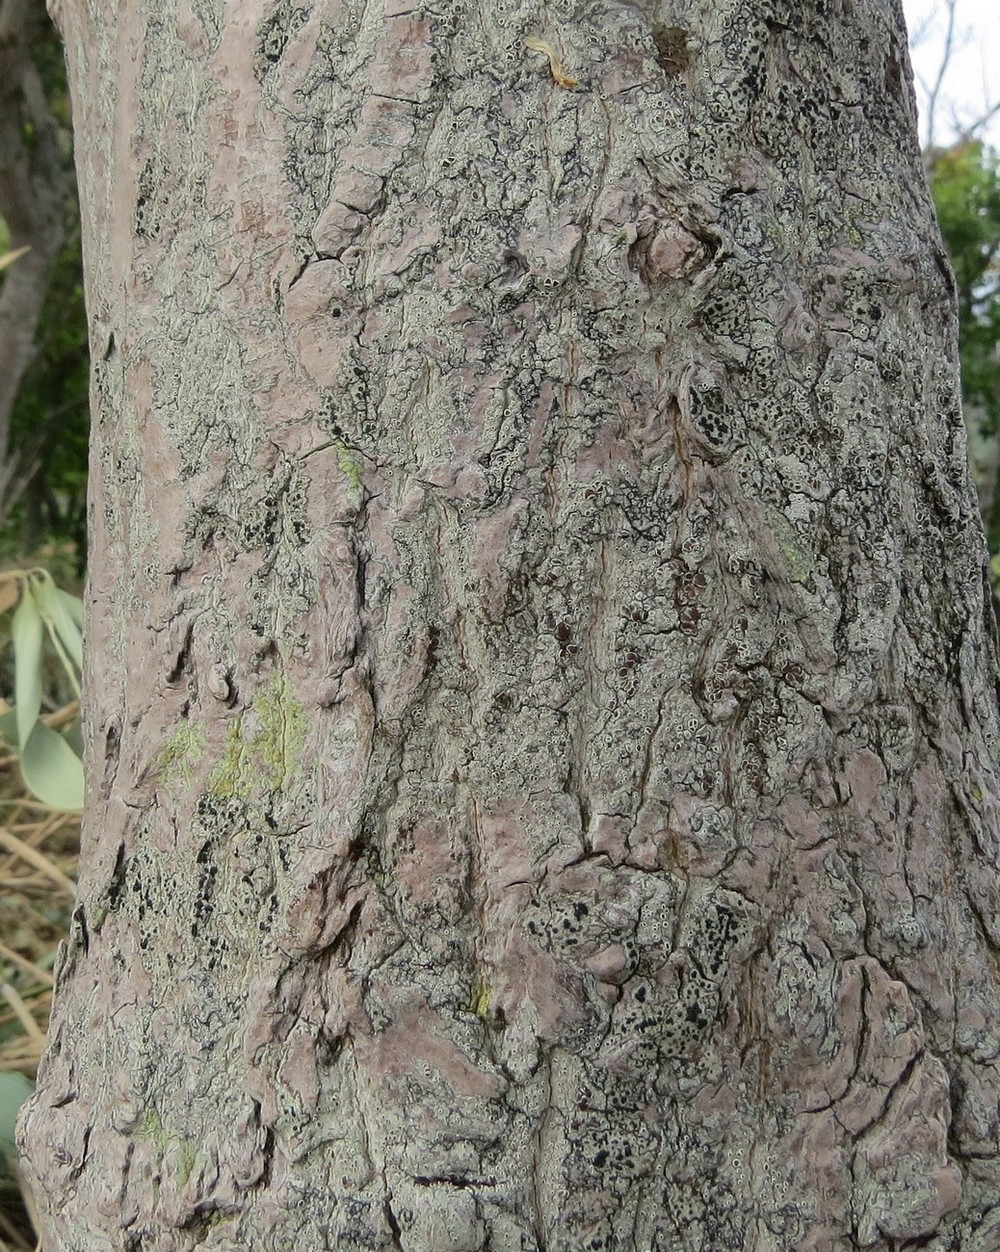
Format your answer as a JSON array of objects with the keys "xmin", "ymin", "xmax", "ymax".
[{"xmin": 20, "ymin": 0, "xmax": 1000, "ymax": 1248}]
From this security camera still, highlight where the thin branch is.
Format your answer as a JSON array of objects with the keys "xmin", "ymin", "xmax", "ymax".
[
  {"xmin": 924, "ymin": 0, "xmax": 959, "ymax": 152},
  {"xmin": 954, "ymin": 98, "xmax": 1000, "ymax": 146},
  {"xmin": 0, "ymin": 829, "xmax": 76, "ymax": 898},
  {"xmin": 0, "ymin": 942, "xmax": 55, "ymax": 987},
  {"xmin": 0, "ymin": 982, "xmax": 44, "ymax": 1040}
]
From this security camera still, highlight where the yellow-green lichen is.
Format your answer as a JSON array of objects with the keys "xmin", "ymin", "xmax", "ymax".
[
  {"xmin": 174, "ymin": 1138, "xmax": 199, "ymax": 1187},
  {"xmin": 155, "ymin": 722, "xmax": 205, "ymax": 784},
  {"xmin": 335, "ymin": 440, "xmax": 364, "ymax": 504},
  {"xmin": 207, "ymin": 714, "xmax": 246, "ymax": 799},
  {"xmin": 254, "ymin": 670, "xmax": 308, "ymax": 788},
  {"xmin": 207, "ymin": 671, "xmax": 307, "ymax": 799},
  {"xmin": 139, "ymin": 1109, "xmax": 200, "ymax": 1184},
  {"xmin": 200, "ymin": 1212, "xmax": 235, "ymax": 1230},
  {"xmin": 468, "ymin": 975, "xmax": 491, "ymax": 1019},
  {"xmin": 140, "ymin": 1108, "xmax": 168, "ymax": 1152},
  {"xmin": 763, "ymin": 504, "xmax": 815, "ymax": 589}
]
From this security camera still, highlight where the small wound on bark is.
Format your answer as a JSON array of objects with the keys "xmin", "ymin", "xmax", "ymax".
[{"xmin": 525, "ymin": 36, "xmax": 578, "ymax": 89}]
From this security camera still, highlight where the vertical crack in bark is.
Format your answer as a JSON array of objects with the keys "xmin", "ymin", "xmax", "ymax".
[
  {"xmin": 530, "ymin": 1049, "xmax": 555, "ymax": 1252},
  {"xmin": 383, "ymin": 1195, "xmax": 405, "ymax": 1252}
]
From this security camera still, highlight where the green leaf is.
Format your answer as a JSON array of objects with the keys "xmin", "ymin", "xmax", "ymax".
[
  {"xmin": 0, "ymin": 1070, "xmax": 33, "ymax": 1171},
  {"xmin": 63, "ymin": 717, "xmax": 83, "ymax": 757},
  {"xmin": 11, "ymin": 584, "xmax": 43, "ymax": 749},
  {"xmin": 19, "ymin": 723, "xmax": 84, "ymax": 811},
  {"xmin": 35, "ymin": 572, "xmax": 83, "ymax": 685},
  {"xmin": 57, "ymin": 587, "xmax": 84, "ymax": 629}
]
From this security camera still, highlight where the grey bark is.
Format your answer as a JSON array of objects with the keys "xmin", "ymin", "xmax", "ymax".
[{"xmin": 19, "ymin": 0, "xmax": 1000, "ymax": 1249}]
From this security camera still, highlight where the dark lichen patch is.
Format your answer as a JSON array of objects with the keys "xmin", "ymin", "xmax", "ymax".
[
  {"xmin": 566, "ymin": 1109, "xmax": 659, "ymax": 1190},
  {"xmin": 610, "ymin": 963, "xmax": 719, "ymax": 1062},
  {"xmin": 134, "ymin": 155, "xmax": 164, "ymax": 240},
  {"xmin": 255, "ymin": 0, "xmax": 310, "ymax": 82},
  {"xmin": 525, "ymin": 894, "xmax": 598, "ymax": 958},
  {"xmin": 652, "ymin": 25, "xmax": 692, "ymax": 76},
  {"xmin": 684, "ymin": 891, "xmax": 760, "ymax": 983}
]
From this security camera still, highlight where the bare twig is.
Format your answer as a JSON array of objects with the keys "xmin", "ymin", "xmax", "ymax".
[
  {"xmin": 0, "ymin": 982, "xmax": 44, "ymax": 1040},
  {"xmin": 0, "ymin": 830, "xmax": 76, "ymax": 897},
  {"xmin": 924, "ymin": 0, "xmax": 959, "ymax": 151},
  {"xmin": 0, "ymin": 943, "xmax": 54, "ymax": 988},
  {"xmin": 953, "ymin": 98, "xmax": 1000, "ymax": 145}
]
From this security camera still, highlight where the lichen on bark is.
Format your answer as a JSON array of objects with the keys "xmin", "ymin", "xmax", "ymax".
[{"xmin": 19, "ymin": 0, "xmax": 1000, "ymax": 1249}]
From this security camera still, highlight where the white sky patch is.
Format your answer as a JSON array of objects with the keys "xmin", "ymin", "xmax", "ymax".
[{"xmin": 902, "ymin": 0, "xmax": 1000, "ymax": 148}]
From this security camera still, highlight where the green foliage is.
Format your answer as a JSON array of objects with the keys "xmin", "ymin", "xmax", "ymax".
[
  {"xmin": 933, "ymin": 145, "xmax": 1000, "ymax": 304},
  {"xmin": 2, "ymin": 221, "xmax": 89, "ymax": 562},
  {"xmin": 0, "ymin": 12, "xmax": 88, "ymax": 565},
  {"xmin": 931, "ymin": 143, "xmax": 1000, "ymax": 419},
  {"xmin": 0, "ymin": 570, "xmax": 83, "ymax": 811},
  {"xmin": 930, "ymin": 143, "xmax": 1000, "ymax": 558}
]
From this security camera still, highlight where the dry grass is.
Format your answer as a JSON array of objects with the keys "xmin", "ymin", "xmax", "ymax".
[{"xmin": 0, "ymin": 746, "xmax": 78, "ymax": 1251}]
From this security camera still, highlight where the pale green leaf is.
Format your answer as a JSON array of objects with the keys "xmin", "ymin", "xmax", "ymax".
[
  {"xmin": 11, "ymin": 585, "xmax": 43, "ymax": 749},
  {"xmin": 19, "ymin": 723, "xmax": 84, "ymax": 811},
  {"xmin": 57, "ymin": 588, "xmax": 84, "ymax": 629},
  {"xmin": 63, "ymin": 718, "xmax": 83, "ymax": 757},
  {"xmin": 0, "ymin": 1070, "xmax": 33, "ymax": 1169},
  {"xmin": 36, "ymin": 572, "xmax": 83, "ymax": 681}
]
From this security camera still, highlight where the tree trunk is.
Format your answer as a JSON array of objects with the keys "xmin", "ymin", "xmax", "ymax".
[{"xmin": 20, "ymin": 0, "xmax": 1000, "ymax": 1248}]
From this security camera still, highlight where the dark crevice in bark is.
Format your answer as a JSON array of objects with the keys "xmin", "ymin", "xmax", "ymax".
[
  {"xmin": 167, "ymin": 620, "xmax": 194, "ymax": 683},
  {"xmin": 412, "ymin": 1174, "xmax": 499, "ymax": 1188},
  {"xmin": 383, "ymin": 1196, "xmax": 404, "ymax": 1251}
]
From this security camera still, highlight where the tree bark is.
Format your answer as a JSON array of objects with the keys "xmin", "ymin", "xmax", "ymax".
[{"xmin": 20, "ymin": 0, "xmax": 1000, "ymax": 1248}]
